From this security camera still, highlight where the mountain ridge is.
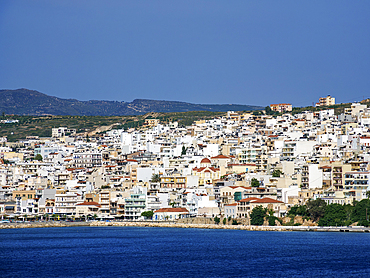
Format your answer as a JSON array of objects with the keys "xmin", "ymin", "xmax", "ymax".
[{"xmin": 0, "ymin": 88, "xmax": 263, "ymax": 116}]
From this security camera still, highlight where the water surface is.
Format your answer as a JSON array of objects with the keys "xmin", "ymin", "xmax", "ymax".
[{"xmin": 0, "ymin": 227, "xmax": 369, "ymax": 277}]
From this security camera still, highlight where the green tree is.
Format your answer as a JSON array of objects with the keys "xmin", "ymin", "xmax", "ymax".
[
  {"xmin": 151, "ymin": 174, "xmax": 160, "ymax": 183},
  {"xmin": 181, "ymin": 146, "xmax": 187, "ymax": 156},
  {"xmin": 288, "ymin": 205, "xmax": 307, "ymax": 217},
  {"xmin": 268, "ymin": 216, "xmax": 279, "ymax": 226},
  {"xmin": 232, "ymin": 219, "xmax": 238, "ymax": 225},
  {"xmin": 351, "ymin": 199, "xmax": 370, "ymax": 226},
  {"xmin": 250, "ymin": 206, "xmax": 267, "ymax": 225},
  {"xmin": 272, "ymin": 169, "xmax": 283, "ymax": 178},
  {"xmin": 318, "ymin": 203, "xmax": 348, "ymax": 226},
  {"xmin": 214, "ymin": 216, "xmax": 220, "ymax": 224},
  {"xmin": 306, "ymin": 199, "xmax": 327, "ymax": 222},
  {"xmin": 265, "ymin": 106, "xmax": 272, "ymax": 115},
  {"xmin": 223, "ymin": 218, "xmax": 227, "ymax": 225},
  {"xmin": 141, "ymin": 211, "xmax": 154, "ymax": 219},
  {"xmin": 251, "ymin": 178, "xmax": 260, "ymax": 187},
  {"xmin": 34, "ymin": 154, "xmax": 43, "ymax": 161}
]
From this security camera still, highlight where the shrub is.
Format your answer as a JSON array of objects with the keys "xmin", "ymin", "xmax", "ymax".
[{"xmin": 214, "ymin": 216, "xmax": 220, "ymax": 224}]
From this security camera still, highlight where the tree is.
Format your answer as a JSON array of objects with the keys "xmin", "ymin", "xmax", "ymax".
[
  {"xmin": 265, "ymin": 106, "xmax": 272, "ymax": 115},
  {"xmin": 272, "ymin": 169, "xmax": 283, "ymax": 178},
  {"xmin": 318, "ymin": 203, "xmax": 348, "ymax": 227},
  {"xmin": 141, "ymin": 211, "xmax": 154, "ymax": 220},
  {"xmin": 181, "ymin": 146, "xmax": 187, "ymax": 156},
  {"xmin": 151, "ymin": 174, "xmax": 160, "ymax": 183},
  {"xmin": 268, "ymin": 216, "xmax": 279, "ymax": 226},
  {"xmin": 306, "ymin": 199, "xmax": 327, "ymax": 222},
  {"xmin": 223, "ymin": 218, "xmax": 227, "ymax": 225},
  {"xmin": 251, "ymin": 178, "xmax": 260, "ymax": 188},
  {"xmin": 351, "ymin": 199, "xmax": 370, "ymax": 226},
  {"xmin": 288, "ymin": 205, "xmax": 307, "ymax": 217},
  {"xmin": 34, "ymin": 154, "xmax": 43, "ymax": 161},
  {"xmin": 214, "ymin": 216, "xmax": 220, "ymax": 224},
  {"xmin": 250, "ymin": 206, "xmax": 267, "ymax": 225}
]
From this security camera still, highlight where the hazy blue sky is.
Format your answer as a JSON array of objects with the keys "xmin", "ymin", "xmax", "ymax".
[{"xmin": 1, "ymin": 1, "xmax": 369, "ymax": 107}]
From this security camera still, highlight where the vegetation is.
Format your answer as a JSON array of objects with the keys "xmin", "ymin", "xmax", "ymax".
[
  {"xmin": 306, "ymin": 199, "xmax": 327, "ymax": 222},
  {"xmin": 181, "ymin": 146, "xmax": 187, "ymax": 156},
  {"xmin": 265, "ymin": 106, "xmax": 280, "ymax": 116},
  {"xmin": 34, "ymin": 154, "xmax": 43, "ymax": 161},
  {"xmin": 268, "ymin": 216, "xmax": 281, "ymax": 226},
  {"xmin": 214, "ymin": 216, "xmax": 220, "ymax": 224},
  {"xmin": 288, "ymin": 198, "xmax": 370, "ymax": 227},
  {"xmin": 272, "ymin": 169, "xmax": 283, "ymax": 178},
  {"xmin": 251, "ymin": 178, "xmax": 260, "ymax": 188},
  {"xmin": 0, "ymin": 111, "xmax": 228, "ymax": 142},
  {"xmin": 141, "ymin": 211, "xmax": 154, "ymax": 219},
  {"xmin": 250, "ymin": 206, "xmax": 266, "ymax": 225},
  {"xmin": 350, "ymin": 199, "xmax": 370, "ymax": 227},
  {"xmin": 250, "ymin": 206, "xmax": 281, "ymax": 226},
  {"xmin": 223, "ymin": 218, "xmax": 227, "ymax": 225},
  {"xmin": 318, "ymin": 204, "xmax": 351, "ymax": 227},
  {"xmin": 151, "ymin": 174, "xmax": 161, "ymax": 183},
  {"xmin": 288, "ymin": 205, "xmax": 307, "ymax": 217},
  {"xmin": 0, "ymin": 89, "xmax": 263, "ymax": 117}
]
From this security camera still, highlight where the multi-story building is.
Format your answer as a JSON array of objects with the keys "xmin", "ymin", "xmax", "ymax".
[
  {"xmin": 270, "ymin": 103, "xmax": 292, "ymax": 113},
  {"xmin": 73, "ymin": 152, "xmax": 102, "ymax": 168},
  {"xmin": 124, "ymin": 187, "xmax": 147, "ymax": 220},
  {"xmin": 316, "ymin": 95, "xmax": 335, "ymax": 107},
  {"xmin": 54, "ymin": 192, "xmax": 82, "ymax": 215}
]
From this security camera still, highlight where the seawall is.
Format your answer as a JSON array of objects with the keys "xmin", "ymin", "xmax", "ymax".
[{"xmin": 1, "ymin": 221, "xmax": 369, "ymax": 233}]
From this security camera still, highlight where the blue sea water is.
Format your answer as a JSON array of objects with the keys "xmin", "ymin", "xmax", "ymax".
[{"xmin": 0, "ymin": 227, "xmax": 370, "ymax": 277}]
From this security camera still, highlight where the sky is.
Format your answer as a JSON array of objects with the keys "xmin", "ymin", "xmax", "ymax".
[{"xmin": 0, "ymin": 1, "xmax": 369, "ymax": 107}]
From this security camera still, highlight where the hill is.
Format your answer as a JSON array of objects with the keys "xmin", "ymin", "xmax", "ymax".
[{"xmin": 0, "ymin": 89, "xmax": 263, "ymax": 116}]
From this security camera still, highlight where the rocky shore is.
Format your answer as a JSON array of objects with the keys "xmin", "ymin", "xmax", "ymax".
[{"xmin": 1, "ymin": 221, "xmax": 369, "ymax": 233}]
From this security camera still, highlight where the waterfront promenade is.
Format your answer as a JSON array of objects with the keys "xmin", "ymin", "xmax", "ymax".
[{"xmin": 1, "ymin": 221, "xmax": 369, "ymax": 233}]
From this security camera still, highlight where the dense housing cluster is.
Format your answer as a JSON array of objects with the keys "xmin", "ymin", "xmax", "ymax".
[{"xmin": 1, "ymin": 101, "xmax": 370, "ymax": 224}]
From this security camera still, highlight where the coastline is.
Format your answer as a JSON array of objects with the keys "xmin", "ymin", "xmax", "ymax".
[{"xmin": 1, "ymin": 221, "xmax": 369, "ymax": 233}]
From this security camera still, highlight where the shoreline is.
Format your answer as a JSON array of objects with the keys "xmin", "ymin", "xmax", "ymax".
[{"xmin": 1, "ymin": 221, "xmax": 369, "ymax": 233}]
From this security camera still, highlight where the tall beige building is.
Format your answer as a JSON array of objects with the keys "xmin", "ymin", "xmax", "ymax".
[{"xmin": 317, "ymin": 95, "xmax": 335, "ymax": 107}]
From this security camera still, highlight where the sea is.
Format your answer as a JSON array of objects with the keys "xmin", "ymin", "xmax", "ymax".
[{"xmin": 0, "ymin": 226, "xmax": 370, "ymax": 277}]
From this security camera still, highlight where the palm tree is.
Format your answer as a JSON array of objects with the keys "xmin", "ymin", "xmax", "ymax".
[{"xmin": 151, "ymin": 174, "xmax": 160, "ymax": 183}]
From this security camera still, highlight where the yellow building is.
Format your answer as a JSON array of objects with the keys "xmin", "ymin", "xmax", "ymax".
[{"xmin": 160, "ymin": 176, "xmax": 187, "ymax": 189}]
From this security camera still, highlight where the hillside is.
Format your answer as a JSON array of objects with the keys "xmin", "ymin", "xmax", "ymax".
[
  {"xmin": 0, "ymin": 111, "xmax": 226, "ymax": 142},
  {"xmin": 0, "ymin": 89, "xmax": 263, "ymax": 116}
]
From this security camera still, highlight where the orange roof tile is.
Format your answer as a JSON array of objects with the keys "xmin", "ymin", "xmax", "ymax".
[{"xmin": 154, "ymin": 208, "xmax": 189, "ymax": 213}]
